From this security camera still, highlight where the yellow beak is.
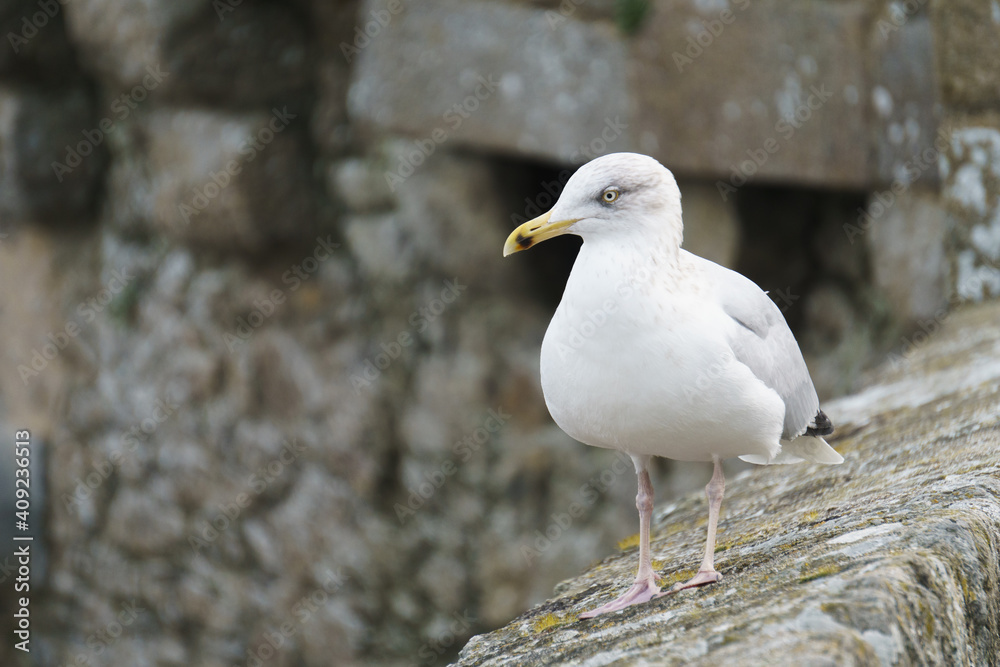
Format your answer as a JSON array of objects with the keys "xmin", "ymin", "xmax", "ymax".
[{"xmin": 502, "ymin": 211, "xmax": 579, "ymax": 257}]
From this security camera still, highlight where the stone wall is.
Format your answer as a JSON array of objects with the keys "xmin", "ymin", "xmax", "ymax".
[
  {"xmin": 0, "ymin": 1, "xmax": 995, "ymax": 666},
  {"xmin": 456, "ymin": 301, "xmax": 1000, "ymax": 666}
]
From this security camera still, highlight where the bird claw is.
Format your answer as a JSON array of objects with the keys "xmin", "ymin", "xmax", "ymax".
[
  {"xmin": 578, "ymin": 578, "xmax": 661, "ymax": 619},
  {"xmin": 663, "ymin": 569, "xmax": 723, "ymax": 594}
]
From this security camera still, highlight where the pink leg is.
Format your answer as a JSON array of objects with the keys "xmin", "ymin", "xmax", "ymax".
[
  {"xmin": 665, "ymin": 456, "xmax": 725, "ymax": 593},
  {"xmin": 580, "ymin": 458, "xmax": 661, "ymax": 619}
]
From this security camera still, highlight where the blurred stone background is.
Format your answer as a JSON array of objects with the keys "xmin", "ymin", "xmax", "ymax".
[{"xmin": 0, "ymin": 0, "xmax": 996, "ymax": 665}]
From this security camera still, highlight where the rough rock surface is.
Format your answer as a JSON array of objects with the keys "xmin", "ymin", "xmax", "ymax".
[
  {"xmin": 631, "ymin": 0, "xmax": 871, "ymax": 187},
  {"xmin": 867, "ymin": 2, "xmax": 942, "ymax": 187},
  {"xmin": 866, "ymin": 188, "xmax": 949, "ymax": 323},
  {"xmin": 455, "ymin": 302, "xmax": 1000, "ymax": 666},
  {"xmin": 941, "ymin": 120, "xmax": 1000, "ymax": 302},
  {"xmin": 348, "ymin": 0, "xmax": 632, "ymax": 165}
]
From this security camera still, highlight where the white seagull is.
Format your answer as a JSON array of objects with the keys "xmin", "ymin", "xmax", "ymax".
[{"xmin": 503, "ymin": 152, "xmax": 842, "ymax": 619}]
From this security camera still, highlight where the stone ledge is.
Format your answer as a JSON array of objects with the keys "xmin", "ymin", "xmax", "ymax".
[
  {"xmin": 348, "ymin": 0, "xmax": 945, "ymax": 188},
  {"xmin": 455, "ymin": 302, "xmax": 1000, "ymax": 665}
]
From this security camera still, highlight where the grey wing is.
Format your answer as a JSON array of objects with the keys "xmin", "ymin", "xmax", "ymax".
[{"xmin": 715, "ymin": 270, "xmax": 822, "ymax": 440}]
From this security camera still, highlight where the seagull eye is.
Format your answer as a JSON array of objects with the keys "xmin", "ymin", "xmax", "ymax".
[{"xmin": 602, "ymin": 189, "xmax": 620, "ymax": 203}]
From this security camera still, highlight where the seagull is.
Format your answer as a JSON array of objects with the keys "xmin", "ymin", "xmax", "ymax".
[{"xmin": 503, "ymin": 152, "xmax": 842, "ymax": 619}]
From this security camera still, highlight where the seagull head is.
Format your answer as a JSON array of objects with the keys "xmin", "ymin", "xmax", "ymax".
[{"xmin": 503, "ymin": 152, "xmax": 683, "ymax": 256}]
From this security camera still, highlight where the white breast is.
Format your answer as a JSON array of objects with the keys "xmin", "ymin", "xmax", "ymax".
[{"xmin": 539, "ymin": 244, "xmax": 785, "ymax": 462}]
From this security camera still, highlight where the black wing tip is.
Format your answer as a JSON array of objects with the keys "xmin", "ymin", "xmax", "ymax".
[{"xmin": 806, "ymin": 410, "xmax": 834, "ymax": 436}]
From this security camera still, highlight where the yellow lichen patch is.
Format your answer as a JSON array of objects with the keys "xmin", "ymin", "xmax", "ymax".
[
  {"xmin": 532, "ymin": 613, "xmax": 564, "ymax": 633},
  {"xmin": 716, "ymin": 529, "xmax": 764, "ymax": 552},
  {"xmin": 660, "ymin": 569, "xmax": 697, "ymax": 588},
  {"xmin": 714, "ymin": 538, "xmax": 735, "ymax": 553},
  {"xmin": 800, "ymin": 510, "xmax": 821, "ymax": 524},
  {"xmin": 958, "ymin": 571, "xmax": 976, "ymax": 602},
  {"xmin": 651, "ymin": 560, "xmax": 666, "ymax": 571},
  {"xmin": 923, "ymin": 604, "xmax": 935, "ymax": 638},
  {"xmin": 798, "ymin": 562, "xmax": 841, "ymax": 583},
  {"xmin": 617, "ymin": 533, "xmax": 640, "ymax": 550},
  {"xmin": 659, "ymin": 522, "xmax": 690, "ymax": 537}
]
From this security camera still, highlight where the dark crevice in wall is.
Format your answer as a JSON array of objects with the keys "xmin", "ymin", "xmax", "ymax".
[{"xmin": 491, "ymin": 154, "xmax": 581, "ymax": 310}]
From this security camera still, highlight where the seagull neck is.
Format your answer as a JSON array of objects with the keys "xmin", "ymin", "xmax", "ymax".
[
  {"xmin": 577, "ymin": 226, "xmax": 683, "ymax": 273},
  {"xmin": 566, "ymin": 231, "xmax": 683, "ymax": 308}
]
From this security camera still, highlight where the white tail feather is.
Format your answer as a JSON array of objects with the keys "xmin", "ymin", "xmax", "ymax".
[{"xmin": 739, "ymin": 436, "xmax": 843, "ymax": 466}]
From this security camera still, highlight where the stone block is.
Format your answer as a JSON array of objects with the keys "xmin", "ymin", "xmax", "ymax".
[
  {"xmin": 940, "ymin": 119, "xmax": 1000, "ymax": 301},
  {"xmin": 631, "ymin": 0, "xmax": 870, "ymax": 188},
  {"xmin": 866, "ymin": 188, "xmax": 949, "ymax": 322},
  {"xmin": 867, "ymin": 3, "xmax": 943, "ymax": 186},
  {"xmin": 0, "ymin": 85, "xmax": 105, "ymax": 221},
  {"xmin": 677, "ymin": 180, "xmax": 740, "ymax": 269},
  {"xmin": 344, "ymin": 147, "xmax": 510, "ymax": 285},
  {"xmin": 0, "ymin": 0, "xmax": 77, "ymax": 81},
  {"xmin": 162, "ymin": 2, "xmax": 312, "ymax": 107},
  {"xmin": 348, "ymin": 0, "xmax": 632, "ymax": 165},
  {"xmin": 930, "ymin": 0, "xmax": 1000, "ymax": 110},
  {"xmin": 126, "ymin": 108, "xmax": 316, "ymax": 250},
  {"xmin": 64, "ymin": 0, "xmax": 311, "ymax": 106},
  {"xmin": 63, "ymin": 0, "xmax": 203, "ymax": 89}
]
